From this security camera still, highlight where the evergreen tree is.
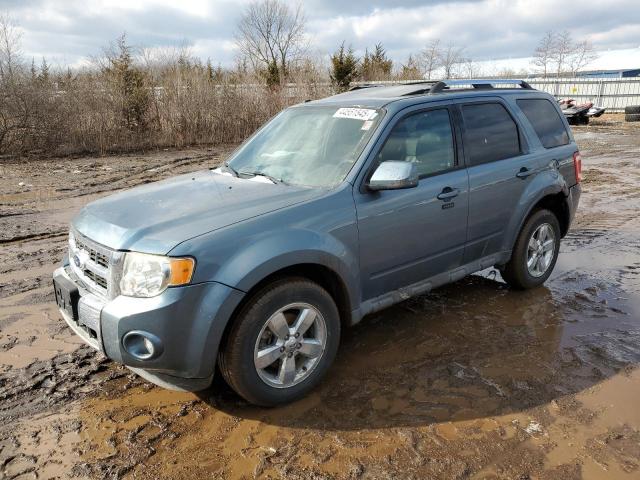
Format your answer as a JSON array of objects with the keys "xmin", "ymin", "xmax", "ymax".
[
  {"xmin": 361, "ymin": 43, "xmax": 392, "ymax": 81},
  {"xmin": 206, "ymin": 58, "xmax": 214, "ymax": 81},
  {"xmin": 399, "ymin": 54, "xmax": 421, "ymax": 80},
  {"xmin": 330, "ymin": 41, "xmax": 359, "ymax": 91},
  {"xmin": 39, "ymin": 57, "xmax": 49, "ymax": 84},
  {"xmin": 103, "ymin": 34, "xmax": 150, "ymax": 130}
]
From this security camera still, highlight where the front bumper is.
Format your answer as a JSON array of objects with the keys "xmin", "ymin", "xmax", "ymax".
[{"xmin": 53, "ymin": 265, "xmax": 244, "ymax": 391}]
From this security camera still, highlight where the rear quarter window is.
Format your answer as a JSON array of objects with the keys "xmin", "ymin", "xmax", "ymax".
[
  {"xmin": 517, "ymin": 98, "xmax": 570, "ymax": 149},
  {"xmin": 461, "ymin": 103, "xmax": 521, "ymax": 166}
]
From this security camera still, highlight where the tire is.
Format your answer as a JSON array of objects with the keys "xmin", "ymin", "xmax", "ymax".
[
  {"xmin": 625, "ymin": 113, "xmax": 640, "ymax": 122},
  {"xmin": 501, "ymin": 209, "xmax": 561, "ymax": 290},
  {"xmin": 624, "ymin": 105, "xmax": 640, "ymax": 115},
  {"xmin": 219, "ymin": 278, "xmax": 340, "ymax": 406}
]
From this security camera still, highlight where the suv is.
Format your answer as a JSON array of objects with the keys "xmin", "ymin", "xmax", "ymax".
[{"xmin": 53, "ymin": 79, "xmax": 581, "ymax": 406}]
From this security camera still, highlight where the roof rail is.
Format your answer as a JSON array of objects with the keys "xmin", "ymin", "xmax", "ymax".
[
  {"xmin": 348, "ymin": 84, "xmax": 383, "ymax": 91},
  {"xmin": 429, "ymin": 79, "xmax": 533, "ymax": 94}
]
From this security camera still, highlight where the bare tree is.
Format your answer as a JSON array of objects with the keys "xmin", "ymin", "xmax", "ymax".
[
  {"xmin": 420, "ymin": 39, "xmax": 441, "ymax": 80},
  {"xmin": 462, "ymin": 58, "xmax": 482, "ymax": 78},
  {"xmin": 0, "ymin": 12, "xmax": 22, "ymax": 81},
  {"xmin": 569, "ymin": 39, "xmax": 598, "ymax": 75},
  {"xmin": 439, "ymin": 43, "xmax": 465, "ymax": 78},
  {"xmin": 551, "ymin": 30, "xmax": 575, "ymax": 77},
  {"xmin": 235, "ymin": 0, "xmax": 307, "ymax": 86},
  {"xmin": 496, "ymin": 67, "xmax": 517, "ymax": 78},
  {"xmin": 531, "ymin": 31, "xmax": 556, "ymax": 78},
  {"xmin": 0, "ymin": 13, "xmax": 28, "ymax": 152}
]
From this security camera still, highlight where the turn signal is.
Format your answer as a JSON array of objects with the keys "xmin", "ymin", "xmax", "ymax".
[{"xmin": 169, "ymin": 258, "xmax": 195, "ymax": 286}]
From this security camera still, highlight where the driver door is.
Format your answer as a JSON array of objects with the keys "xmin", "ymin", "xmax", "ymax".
[{"xmin": 354, "ymin": 106, "xmax": 469, "ymax": 300}]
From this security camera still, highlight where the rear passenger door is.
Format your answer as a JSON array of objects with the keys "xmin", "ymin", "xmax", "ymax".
[{"xmin": 457, "ymin": 98, "xmax": 544, "ymax": 263}]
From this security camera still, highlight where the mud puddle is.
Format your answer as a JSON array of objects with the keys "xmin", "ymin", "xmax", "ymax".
[{"xmin": 1, "ymin": 120, "xmax": 640, "ymax": 479}]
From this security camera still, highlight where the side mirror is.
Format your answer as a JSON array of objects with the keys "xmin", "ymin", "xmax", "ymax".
[{"xmin": 367, "ymin": 161, "xmax": 419, "ymax": 191}]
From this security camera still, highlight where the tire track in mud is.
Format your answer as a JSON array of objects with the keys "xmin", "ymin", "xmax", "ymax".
[
  {"xmin": 0, "ymin": 148, "xmax": 224, "ymax": 414},
  {"xmin": 2, "ymin": 127, "xmax": 640, "ymax": 479},
  {"xmin": 0, "ymin": 231, "xmax": 67, "ymax": 245},
  {"xmin": 1, "ymin": 148, "xmax": 227, "ymax": 479}
]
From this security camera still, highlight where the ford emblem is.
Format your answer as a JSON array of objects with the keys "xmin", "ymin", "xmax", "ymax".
[{"xmin": 73, "ymin": 254, "xmax": 81, "ymax": 268}]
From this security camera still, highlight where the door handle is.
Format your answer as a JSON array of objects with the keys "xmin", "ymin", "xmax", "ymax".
[
  {"xmin": 516, "ymin": 167, "xmax": 533, "ymax": 179},
  {"xmin": 437, "ymin": 187, "xmax": 459, "ymax": 201}
]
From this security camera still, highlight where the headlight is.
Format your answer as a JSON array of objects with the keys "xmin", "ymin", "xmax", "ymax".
[{"xmin": 120, "ymin": 252, "xmax": 195, "ymax": 298}]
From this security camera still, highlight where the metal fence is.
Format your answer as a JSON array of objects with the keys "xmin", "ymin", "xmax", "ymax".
[
  {"xmin": 350, "ymin": 78, "xmax": 640, "ymax": 112},
  {"xmin": 527, "ymin": 77, "xmax": 640, "ymax": 112}
]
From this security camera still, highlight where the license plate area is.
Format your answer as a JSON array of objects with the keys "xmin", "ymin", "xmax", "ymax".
[{"xmin": 53, "ymin": 275, "xmax": 80, "ymax": 322}]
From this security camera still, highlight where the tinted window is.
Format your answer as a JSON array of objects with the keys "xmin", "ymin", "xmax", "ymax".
[
  {"xmin": 377, "ymin": 109, "xmax": 455, "ymax": 177},
  {"xmin": 517, "ymin": 98, "xmax": 570, "ymax": 149},
  {"xmin": 461, "ymin": 103, "xmax": 521, "ymax": 166}
]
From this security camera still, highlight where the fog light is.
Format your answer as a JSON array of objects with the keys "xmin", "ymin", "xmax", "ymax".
[{"xmin": 122, "ymin": 331, "xmax": 163, "ymax": 360}]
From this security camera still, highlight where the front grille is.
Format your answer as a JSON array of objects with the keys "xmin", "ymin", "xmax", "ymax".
[
  {"xmin": 69, "ymin": 229, "xmax": 115, "ymax": 297},
  {"xmin": 84, "ymin": 269, "xmax": 108, "ymax": 289},
  {"xmin": 74, "ymin": 236, "xmax": 109, "ymax": 268}
]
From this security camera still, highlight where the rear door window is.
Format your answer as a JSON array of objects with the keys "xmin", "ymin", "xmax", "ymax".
[
  {"xmin": 461, "ymin": 103, "xmax": 521, "ymax": 166},
  {"xmin": 517, "ymin": 98, "xmax": 570, "ymax": 149}
]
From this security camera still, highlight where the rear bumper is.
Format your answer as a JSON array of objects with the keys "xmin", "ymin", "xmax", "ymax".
[
  {"xmin": 53, "ymin": 265, "xmax": 245, "ymax": 391},
  {"xmin": 566, "ymin": 183, "xmax": 581, "ymax": 232}
]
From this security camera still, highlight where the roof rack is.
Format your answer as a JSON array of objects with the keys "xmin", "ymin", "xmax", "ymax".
[
  {"xmin": 348, "ymin": 84, "xmax": 384, "ymax": 91},
  {"xmin": 429, "ymin": 79, "xmax": 533, "ymax": 94}
]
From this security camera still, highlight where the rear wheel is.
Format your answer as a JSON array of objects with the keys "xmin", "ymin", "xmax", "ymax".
[
  {"xmin": 501, "ymin": 209, "xmax": 561, "ymax": 289},
  {"xmin": 219, "ymin": 278, "xmax": 340, "ymax": 406}
]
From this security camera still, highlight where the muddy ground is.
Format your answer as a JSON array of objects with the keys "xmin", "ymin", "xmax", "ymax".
[{"xmin": 1, "ymin": 116, "xmax": 639, "ymax": 479}]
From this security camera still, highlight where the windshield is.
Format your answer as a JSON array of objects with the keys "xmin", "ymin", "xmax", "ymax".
[{"xmin": 226, "ymin": 106, "xmax": 383, "ymax": 187}]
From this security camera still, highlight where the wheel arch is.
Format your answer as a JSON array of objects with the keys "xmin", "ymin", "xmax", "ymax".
[
  {"xmin": 237, "ymin": 263, "xmax": 353, "ymax": 327},
  {"xmin": 504, "ymin": 185, "xmax": 571, "ymax": 258},
  {"xmin": 528, "ymin": 192, "xmax": 571, "ymax": 237},
  {"xmin": 216, "ymin": 263, "xmax": 353, "ymax": 366}
]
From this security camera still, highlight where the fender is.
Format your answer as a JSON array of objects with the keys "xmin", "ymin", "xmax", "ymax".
[
  {"xmin": 502, "ymin": 166, "xmax": 569, "ymax": 253},
  {"xmin": 191, "ymin": 229, "xmax": 360, "ymax": 377},
  {"xmin": 166, "ymin": 226, "xmax": 360, "ymax": 380},
  {"xmin": 214, "ymin": 228, "xmax": 361, "ymax": 311}
]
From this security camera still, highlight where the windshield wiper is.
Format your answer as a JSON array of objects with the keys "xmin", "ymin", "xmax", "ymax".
[
  {"xmin": 238, "ymin": 170, "xmax": 285, "ymax": 185},
  {"xmin": 222, "ymin": 162, "xmax": 239, "ymax": 177}
]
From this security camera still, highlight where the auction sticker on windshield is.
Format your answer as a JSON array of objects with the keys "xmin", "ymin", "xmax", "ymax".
[{"xmin": 333, "ymin": 108, "xmax": 378, "ymax": 121}]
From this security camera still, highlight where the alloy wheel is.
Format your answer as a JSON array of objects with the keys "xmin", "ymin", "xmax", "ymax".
[
  {"xmin": 253, "ymin": 303, "xmax": 327, "ymax": 388},
  {"xmin": 526, "ymin": 223, "xmax": 556, "ymax": 277}
]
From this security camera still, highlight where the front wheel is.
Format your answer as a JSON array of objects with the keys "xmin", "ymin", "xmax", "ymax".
[
  {"xmin": 501, "ymin": 209, "xmax": 561, "ymax": 289},
  {"xmin": 219, "ymin": 278, "xmax": 340, "ymax": 406}
]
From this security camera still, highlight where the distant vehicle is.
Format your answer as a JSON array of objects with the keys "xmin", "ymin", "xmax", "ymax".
[
  {"xmin": 53, "ymin": 79, "xmax": 581, "ymax": 406},
  {"xmin": 559, "ymin": 98, "xmax": 606, "ymax": 125}
]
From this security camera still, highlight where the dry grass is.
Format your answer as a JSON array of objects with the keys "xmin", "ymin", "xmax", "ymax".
[{"xmin": 0, "ymin": 69, "xmax": 333, "ymax": 158}]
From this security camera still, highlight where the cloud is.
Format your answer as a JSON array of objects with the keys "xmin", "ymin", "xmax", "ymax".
[{"xmin": 3, "ymin": 0, "xmax": 640, "ymax": 69}]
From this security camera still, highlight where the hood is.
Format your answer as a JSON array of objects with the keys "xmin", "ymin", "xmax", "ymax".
[{"xmin": 73, "ymin": 170, "xmax": 321, "ymax": 254}]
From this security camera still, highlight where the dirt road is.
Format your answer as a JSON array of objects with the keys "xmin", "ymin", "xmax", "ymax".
[{"xmin": 1, "ymin": 118, "xmax": 639, "ymax": 479}]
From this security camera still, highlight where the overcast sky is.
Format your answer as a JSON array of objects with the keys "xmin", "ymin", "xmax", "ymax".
[{"xmin": 5, "ymin": 0, "xmax": 640, "ymax": 71}]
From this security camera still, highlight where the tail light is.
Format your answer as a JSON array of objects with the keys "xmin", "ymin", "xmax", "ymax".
[{"xmin": 573, "ymin": 151, "xmax": 582, "ymax": 184}]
